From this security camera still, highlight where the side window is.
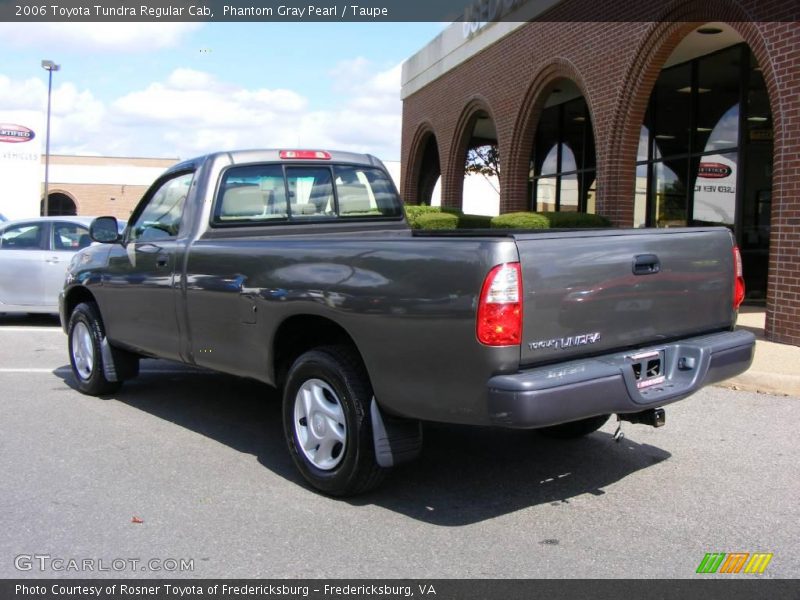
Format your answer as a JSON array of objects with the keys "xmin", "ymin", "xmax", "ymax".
[
  {"xmin": 333, "ymin": 166, "xmax": 402, "ymax": 218},
  {"xmin": 216, "ymin": 165, "xmax": 287, "ymax": 222},
  {"xmin": 53, "ymin": 222, "xmax": 90, "ymax": 251},
  {"xmin": 130, "ymin": 172, "xmax": 193, "ymax": 242},
  {"xmin": 0, "ymin": 223, "xmax": 44, "ymax": 250},
  {"xmin": 285, "ymin": 167, "xmax": 335, "ymax": 218}
]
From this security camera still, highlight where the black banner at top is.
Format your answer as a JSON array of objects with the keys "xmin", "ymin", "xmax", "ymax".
[{"xmin": 1, "ymin": 0, "xmax": 799, "ymax": 22}]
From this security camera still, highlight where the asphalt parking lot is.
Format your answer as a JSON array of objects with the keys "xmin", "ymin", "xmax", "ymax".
[{"xmin": 0, "ymin": 313, "xmax": 798, "ymax": 579}]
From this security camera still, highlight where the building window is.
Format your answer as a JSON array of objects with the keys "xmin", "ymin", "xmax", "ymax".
[
  {"xmin": 634, "ymin": 44, "xmax": 754, "ymax": 228},
  {"xmin": 530, "ymin": 96, "xmax": 596, "ymax": 213},
  {"xmin": 634, "ymin": 42, "xmax": 773, "ymax": 300}
]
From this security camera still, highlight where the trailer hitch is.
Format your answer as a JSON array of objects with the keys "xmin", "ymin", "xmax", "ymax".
[{"xmin": 612, "ymin": 408, "xmax": 666, "ymax": 443}]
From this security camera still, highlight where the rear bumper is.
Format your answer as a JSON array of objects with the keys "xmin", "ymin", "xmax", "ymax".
[{"xmin": 487, "ymin": 329, "xmax": 755, "ymax": 428}]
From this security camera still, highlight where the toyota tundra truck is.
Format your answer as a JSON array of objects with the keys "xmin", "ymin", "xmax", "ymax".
[{"xmin": 59, "ymin": 149, "xmax": 755, "ymax": 496}]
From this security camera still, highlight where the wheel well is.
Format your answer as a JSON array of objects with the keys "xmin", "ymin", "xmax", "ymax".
[
  {"xmin": 64, "ymin": 286, "xmax": 97, "ymax": 321},
  {"xmin": 272, "ymin": 316, "xmax": 366, "ymax": 388}
]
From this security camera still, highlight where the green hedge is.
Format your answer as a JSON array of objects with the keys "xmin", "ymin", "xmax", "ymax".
[
  {"xmin": 539, "ymin": 211, "xmax": 612, "ymax": 228},
  {"xmin": 457, "ymin": 214, "xmax": 494, "ymax": 229},
  {"xmin": 491, "ymin": 212, "xmax": 550, "ymax": 229},
  {"xmin": 404, "ymin": 205, "xmax": 441, "ymax": 229},
  {"xmin": 415, "ymin": 212, "xmax": 460, "ymax": 230},
  {"xmin": 440, "ymin": 206, "xmax": 463, "ymax": 216},
  {"xmin": 405, "ymin": 205, "xmax": 611, "ymax": 230}
]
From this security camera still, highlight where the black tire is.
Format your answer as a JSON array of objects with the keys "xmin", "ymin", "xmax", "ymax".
[
  {"xmin": 67, "ymin": 302, "xmax": 121, "ymax": 396},
  {"xmin": 282, "ymin": 345, "xmax": 386, "ymax": 496},
  {"xmin": 536, "ymin": 414, "xmax": 611, "ymax": 439}
]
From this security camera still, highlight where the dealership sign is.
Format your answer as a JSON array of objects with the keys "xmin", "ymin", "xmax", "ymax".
[
  {"xmin": 0, "ymin": 124, "xmax": 36, "ymax": 143},
  {"xmin": 0, "ymin": 112, "xmax": 43, "ymax": 219},
  {"xmin": 693, "ymin": 154, "xmax": 737, "ymax": 226},
  {"xmin": 698, "ymin": 162, "xmax": 732, "ymax": 179}
]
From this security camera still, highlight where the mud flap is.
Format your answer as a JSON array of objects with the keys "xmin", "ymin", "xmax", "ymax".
[
  {"xmin": 370, "ymin": 398, "xmax": 423, "ymax": 468},
  {"xmin": 101, "ymin": 338, "xmax": 140, "ymax": 382}
]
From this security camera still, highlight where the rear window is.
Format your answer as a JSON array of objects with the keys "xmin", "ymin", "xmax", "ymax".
[{"xmin": 213, "ymin": 164, "xmax": 401, "ymax": 224}]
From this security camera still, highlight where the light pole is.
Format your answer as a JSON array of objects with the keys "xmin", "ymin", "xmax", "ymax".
[{"xmin": 41, "ymin": 59, "xmax": 59, "ymax": 216}]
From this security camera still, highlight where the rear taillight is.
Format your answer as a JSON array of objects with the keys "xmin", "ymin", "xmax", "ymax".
[
  {"xmin": 477, "ymin": 263, "xmax": 522, "ymax": 346},
  {"xmin": 733, "ymin": 246, "xmax": 745, "ymax": 310}
]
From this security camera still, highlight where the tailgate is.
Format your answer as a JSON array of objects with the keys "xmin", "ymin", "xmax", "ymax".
[{"xmin": 516, "ymin": 228, "xmax": 735, "ymax": 367}]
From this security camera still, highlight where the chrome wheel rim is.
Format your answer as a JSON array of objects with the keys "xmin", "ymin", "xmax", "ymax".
[
  {"xmin": 293, "ymin": 378, "xmax": 347, "ymax": 470},
  {"xmin": 71, "ymin": 322, "xmax": 94, "ymax": 381}
]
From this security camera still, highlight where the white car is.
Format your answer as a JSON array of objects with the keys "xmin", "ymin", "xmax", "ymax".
[{"xmin": 0, "ymin": 216, "xmax": 123, "ymax": 314}]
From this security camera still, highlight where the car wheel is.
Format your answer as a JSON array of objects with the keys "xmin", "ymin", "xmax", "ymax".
[
  {"xmin": 67, "ymin": 302, "xmax": 121, "ymax": 396},
  {"xmin": 283, "ymin": 345, "xmax": 386, "ymax": 496},
  {"xmin": 536, "ymin": 414, "xmax": 610, "ymax": 439}
]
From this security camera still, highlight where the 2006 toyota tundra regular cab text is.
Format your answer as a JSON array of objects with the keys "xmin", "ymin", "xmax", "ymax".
[{"xmin": 60, "ymin": 149, "xmax": 755, "ymax": 496}]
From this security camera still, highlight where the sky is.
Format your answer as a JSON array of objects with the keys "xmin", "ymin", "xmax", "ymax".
[{"xmin": 0, "ymin": 22, "xmax": 445, "ymax": 162}]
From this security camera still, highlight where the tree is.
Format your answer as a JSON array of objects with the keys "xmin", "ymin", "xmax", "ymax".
[{"xmin": 465, "ymin": 144, "xmax": 500, "ymax": 194}]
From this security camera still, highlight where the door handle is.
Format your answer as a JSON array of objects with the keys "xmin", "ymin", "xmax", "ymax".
[
  {"xmin": 156, "ymin": 257, "xmax": 169, "ymax": 268},
  {"xmin": 45, "ymin": 256, "xmax": 60, "ymax": 264},
  {"xmin": 136, "ymin": 243, "xmax": 162, "ymax": 254},
  {"xmin": 633, "ymin": 254, "xmax": 661, "ymax": 275}
]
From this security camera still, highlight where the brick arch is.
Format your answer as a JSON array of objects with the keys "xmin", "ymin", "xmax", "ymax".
[
  {"xmin": 42, "ymin": 188, "xmax": 79, "ymax": 216},
  {"xmin": 503, "ymin": 58, "xmax": 597, "ymax": 214},
  {"xmin": 606, "ymin": 6, "xmax": 781, "ymax": 224},
  {"xmin": 607, "ymin": 2, "xmax": 794, "ymax": 341},
  {"xmin": 442, "ymin": 96, "xmax": 499, "ymax": 210},
  {"xmin": 403, "ymin": 122, "xmax": 441, "ymax": 206}
]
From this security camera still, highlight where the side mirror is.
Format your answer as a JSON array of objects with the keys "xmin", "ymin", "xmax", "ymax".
[{"xmin": 90, "ymin": 216, "xmax": 121, "ymax": 243}]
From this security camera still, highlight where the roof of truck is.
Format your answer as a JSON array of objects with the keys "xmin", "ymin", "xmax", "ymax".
[{"xmin": 164, "ymin": 149, "xmax": 386, "ymax": 178}]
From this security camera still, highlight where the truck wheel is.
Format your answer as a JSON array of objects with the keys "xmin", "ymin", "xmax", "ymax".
[
  {"xmin": 283, "ymin": 345, "xmax": 386, "ymax": 496},
  {"xmin": 67, "ymin": 302, "xmax": 121, "ymax": 396},
  {"xmin": 536, "ymin": 414, "xmax": 610, "ymax": 439}
]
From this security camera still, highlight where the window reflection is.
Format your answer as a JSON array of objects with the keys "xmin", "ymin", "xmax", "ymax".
[
  {"xmin": 540, "ymin": 146, "xmax": 559, "ymax": 176},
  {"xmin": 653, "ymin": 63, "xmax": 691, "ymax": 159},
  {"xmin": 637, "ymin": 126, "xmax": 650, "ymax": 162},
  {"xmin": 705, "ymin": 104, "xmax": 740, "ymax": 152},
  {"xmin": 585, "ymin": 177, "xmax": 596, "ymax": 214},
  {"xmin": 654, "ymin": 160, "xmax": 687, "ymax": 228},
  {"xmin": 693, "ymin": 152, "xmax": 737, "ymax": 226},
  {"xmin": 560, "ymin": 172, "xmax": 579, "ymax": 212},
  {"xmin": 530, "ymin": 94, "xmax": 596, "ymax": 212},
  {"xmin": 636, "ymin": 44, "xmax": 748, "ymax": 229},
  {"xmin": 535, "ymin": 177, "xmax": 557, "ymax": 212},
  {"xmin": 696, "ymin": 48, "xmax": 741, "ymax": 153},
  {"xmin": 634, "ymin": 164, "xmax": 648, "ymax": 228}
]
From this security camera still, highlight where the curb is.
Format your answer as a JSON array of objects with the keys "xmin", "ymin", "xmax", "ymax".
[{"xmin": 716, "ymin": 372, "xmax": 800, "ymax": 397}]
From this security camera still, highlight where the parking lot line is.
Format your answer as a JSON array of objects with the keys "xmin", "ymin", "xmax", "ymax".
[
  {"xmin": 0, "ymin": 327, "xmax": 63, "ymax": 332},
  {"xmin": 0, "ymin": 367, "xmax": 202, "ymax": 374},
  {"xmin": 0, "ymin": 368, "xmax": 70, "ymax": 373}
]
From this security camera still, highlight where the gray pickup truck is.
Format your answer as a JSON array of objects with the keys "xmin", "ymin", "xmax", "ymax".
[{"xmin": 60, "ymin": 149, "xmax": 755, "ymax": 496}]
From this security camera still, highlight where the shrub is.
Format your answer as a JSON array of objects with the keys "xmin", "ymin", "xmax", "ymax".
[
  {"xmin": 440, "ymin": 206, "xmax": 463, "ymax": 216},
  {"xmin": 404, "ymin": 205, "xmax": 441, "ymax": 229},
  {"xmin": 539, "ymin": 211, "xmax": 612, "ymax": 228},
  {"xmin": 491, "ymin": 212, "xmax": 549, "ymax": 229},
  {"xmin": 416, "ymin": 212, "xmax": 460, "ymax": 230},
  {"xmin": 457, "ymin": 214, "xmax": 494, "ymax": 229}
]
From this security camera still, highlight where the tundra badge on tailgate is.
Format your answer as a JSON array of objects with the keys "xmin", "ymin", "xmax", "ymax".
[{"xmin": 528, "ymin": 332, "xmax": 601, "ymax": 351}]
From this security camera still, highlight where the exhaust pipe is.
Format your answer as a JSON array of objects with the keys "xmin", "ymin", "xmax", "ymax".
[{"xmin": 618, "ymin": 408, "xmax": 665, "ymax": 428}]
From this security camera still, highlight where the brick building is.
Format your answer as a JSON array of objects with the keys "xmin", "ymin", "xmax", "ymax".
[
  {"xmin": 400, "ymin": 1, "xmax": 800, "ymax": 345},
  {"xmin": 44, "ymin": 154, "xmax": 177, "ymax": 220}
]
